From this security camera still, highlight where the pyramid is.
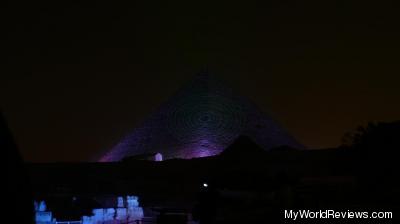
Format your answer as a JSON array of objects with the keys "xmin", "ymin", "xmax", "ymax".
[{"xmin": 99, "ymin": 72, "xmax": 303, "ymax": 162}]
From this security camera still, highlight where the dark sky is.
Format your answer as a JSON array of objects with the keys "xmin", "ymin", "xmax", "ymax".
[{"xmin": 3, "ymin": 0, "xmax": 400, "ymax": 162}]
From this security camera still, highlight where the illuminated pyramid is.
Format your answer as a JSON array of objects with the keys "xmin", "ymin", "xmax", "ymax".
[{"xmin": 99, "ymin": 72, "xmax": 303, "ymax": 162}]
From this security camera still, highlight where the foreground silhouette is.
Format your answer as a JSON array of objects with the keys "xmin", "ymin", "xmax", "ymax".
[
  {"xmin": 3, "ymin": 112, "xmax": 34, "ymax": 224},
  {"xmin": 16, "ymin": 121, "xmax": 400, "ymax": 223}
]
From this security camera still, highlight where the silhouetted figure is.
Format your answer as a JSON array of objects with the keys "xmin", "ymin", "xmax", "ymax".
[
  {"xmin": 3, "ymin": 112, "xmax": 34, "ymax": 224},
  {"xmin": 274, "ymin": 171, "xmax": 295, "ymax": 208},
  {"xmin": 192, "ymin": 183, "xmax": 219, "ymax": 224}
]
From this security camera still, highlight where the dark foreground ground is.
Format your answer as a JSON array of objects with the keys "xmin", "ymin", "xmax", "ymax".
[{"xmin": 26, "ymin": 135, "xmax": 400, "ymax": 223}]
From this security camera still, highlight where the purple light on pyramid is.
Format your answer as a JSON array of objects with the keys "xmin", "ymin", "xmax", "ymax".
[{"xmin": 98, "ymin": 72, "xmax": 303, "ymax": 162}]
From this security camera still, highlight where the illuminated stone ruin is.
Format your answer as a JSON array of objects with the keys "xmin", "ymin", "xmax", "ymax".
[{"xmin": 34, "ymin": 195, "xmax": 144, "ymax": 224}]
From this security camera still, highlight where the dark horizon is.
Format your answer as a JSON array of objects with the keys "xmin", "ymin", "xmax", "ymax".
[{"xmin": 3, "ymin": 0, "xmax": 400, "ymax": 162}]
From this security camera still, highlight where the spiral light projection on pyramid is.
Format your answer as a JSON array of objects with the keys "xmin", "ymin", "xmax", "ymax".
[
  {"xmin": 165, "ymin": 93, "xmax": 246, "ymax": 158},
  {"xmin": 99, "ymin": 72, "xmax": 303, "ymax": 162}
]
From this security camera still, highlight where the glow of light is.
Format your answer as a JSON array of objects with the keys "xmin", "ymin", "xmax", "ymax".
[
  {"xmin": 155, "ymin": 152, "xmax": 163, "ymax": 161},
  {"xmin": 203, "ymin": 183, "xmax": 208, "ymax": 187}
]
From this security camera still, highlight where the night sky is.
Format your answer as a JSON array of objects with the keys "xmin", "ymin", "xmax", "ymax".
[{"xmin": 3, "ymin": 0, "xmax": 400, "ymax": 162}]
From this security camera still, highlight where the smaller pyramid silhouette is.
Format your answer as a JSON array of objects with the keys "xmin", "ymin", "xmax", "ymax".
[{"xmin": 219, "ymin": 135, "xmax": 267, "ymax": 159}]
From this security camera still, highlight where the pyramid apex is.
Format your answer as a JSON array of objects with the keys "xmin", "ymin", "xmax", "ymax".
[{"xmin": 196, "ymin": 68, "xmax": 212, "ymax": 78}]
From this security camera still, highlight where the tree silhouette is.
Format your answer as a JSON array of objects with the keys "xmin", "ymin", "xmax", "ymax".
[
  {"xmin": 343, "ymin": 121, "xmax": 400, "ymax": 188},
  {"xmin": 343, "ymin": 121, "xmax": 400, "ymax": 157}
]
